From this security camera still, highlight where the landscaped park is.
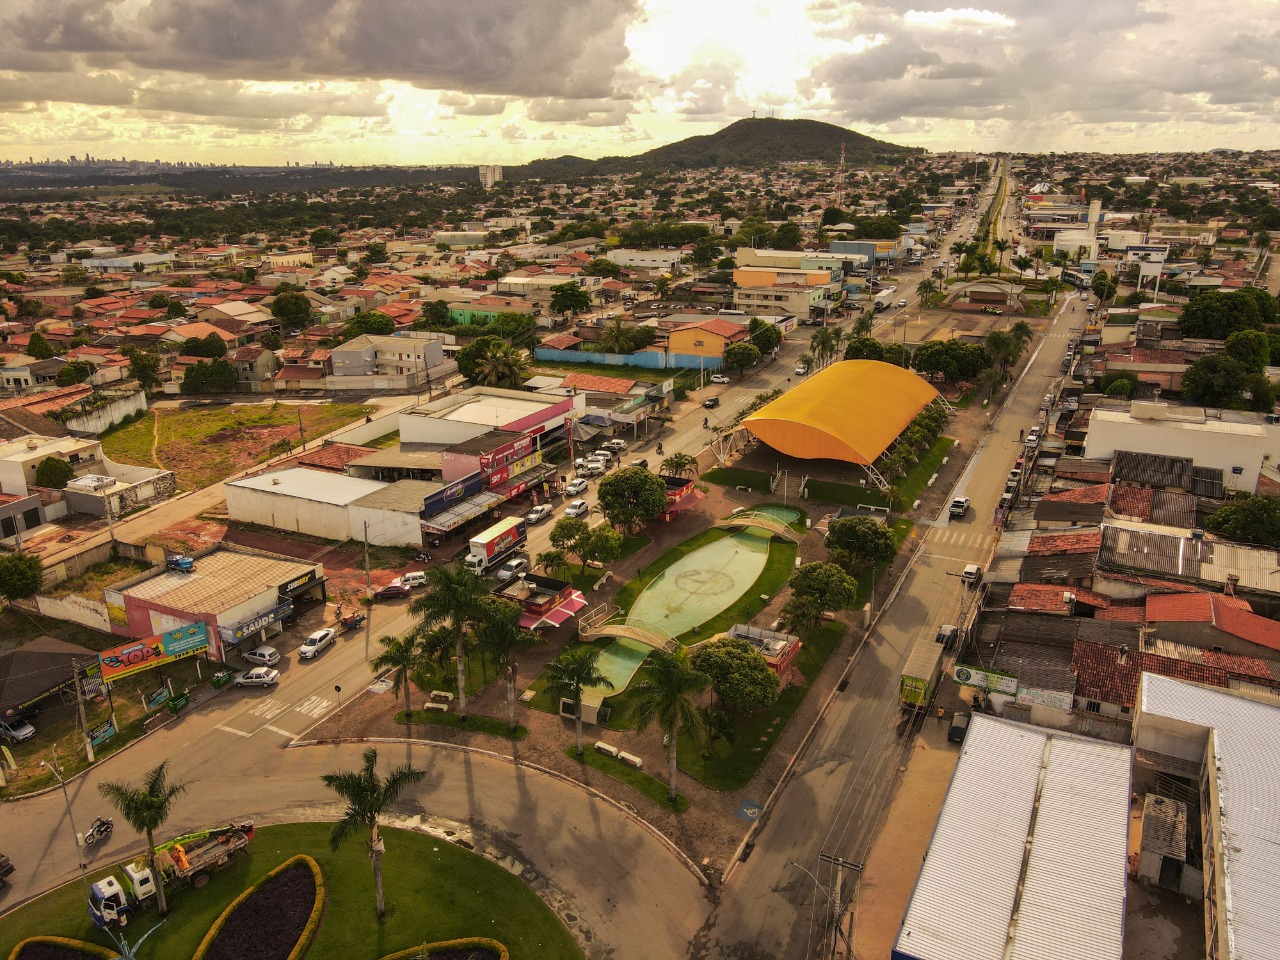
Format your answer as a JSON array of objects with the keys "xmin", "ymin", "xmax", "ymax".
[{"xmin": 0, "ymin": 823, "xmax": 581, "ymax": 960}]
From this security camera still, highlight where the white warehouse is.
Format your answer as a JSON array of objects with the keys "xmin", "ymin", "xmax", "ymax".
[
  {"xmin": 605, "ymin": 248, "xmax": 682, "ymax": 272},
  {"xmin": 226, "ymin": 469, "xmax": 384, "ymax": 541}
]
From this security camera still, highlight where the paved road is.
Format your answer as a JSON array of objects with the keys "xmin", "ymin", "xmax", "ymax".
[{"xmin": 694, "ymin": 167, "xmax": 1092, "ymax": 960}]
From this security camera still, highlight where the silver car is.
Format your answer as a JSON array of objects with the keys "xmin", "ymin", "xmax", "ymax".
[
  {"xmin": 299, "ymin": 629, "xmax": 335, "ymax": 659},
  {"xmin": 242, "ymin": 645, "xmax": 280, "ymax": 667},
  {"xmin": 0, "ymin": 718, "xmax": 35, "ymax": 743},
  {"xmin": 234, "ymin": 667, "xmax": 280, "ymax": 688}
]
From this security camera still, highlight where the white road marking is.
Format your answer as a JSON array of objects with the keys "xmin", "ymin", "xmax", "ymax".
[
  {"xmin": 294, "ymin": 696, "xmax": 333, "ymax": 718},
  {"xmin": 215, "ymin": 724, "xmax": 252, "ymax": 737},
  {"xmin": 264, "ymin": 724, "xmax": 295, "ymax": 738},
  {"xmin": 247, "ymin": 698, "xmax": 290, "ymax": 720}
]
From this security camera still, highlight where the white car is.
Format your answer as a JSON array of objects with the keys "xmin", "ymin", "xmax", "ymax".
[
  {"xmin": 709, "ymin": 374, "xmax": 731, "ymax": 384},
  {"xmin": 234, "ymin": 667, "xmax": 280, "ymax": 688},
  {"xmin": 526, "ymin": 504, "xmax": 554, "ymax": 525},
  {"xmin": 565, "ymin": 499, "xmax": 590, "ymax": 518},
  {"xmin": 603, "ymin": 439, "xmax": 627, "ymax": 452},
  {"xmin": 299, "ymin": 629, "xmax": 335, "ymax": 659},
  {"xmin": 565, "ymin": 478, "xmax": 589, "ymax": 496},
  {"xmin": 242, "ymin": 645, "xmax": 280, "ymax": 667},
  {"xmin": 580, "ymin": 460, "xmax": 606, "ymax": 477}
]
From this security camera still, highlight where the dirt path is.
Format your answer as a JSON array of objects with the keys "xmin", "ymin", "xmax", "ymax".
[{"xmin": 148, "ymin": 408, "xmax": 163, "ymax": 469}]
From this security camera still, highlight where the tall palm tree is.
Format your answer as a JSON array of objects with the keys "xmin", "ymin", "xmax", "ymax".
[
  {"xmin": 544, "ymin": 646, "xmax": 614, "ymax": 756},
  {"xmin": 629, "ymin": 647, "xmax": 709, "ymax": 804},
  {"xmin": 98, "ymin": 761, "xmax": 190, "ymax": 916},
  {"xmin": 852, "ymin": 312, "xmax": 874, "ymax": 338},
  {"xmin": 660, "ymin": 452, "xmax": 698, "ymax": 478},
  {"xmin": 1011, "ymin": 254, "xmax": 1035, "ymax": 279},
  {"xmin": 992, "ymin": 238, "xmax": 1009, "ymax": 274},
  {"xmin": 474, "ymin": 342, "xmax": 531, "ymax": 388},
  {"xmin": 473, "ymin": 596, "xmax": 542, "ymax": 732},
  {"xmin": 321, "ymin": 748, "xmax": 424, "ymax": 919},
  {"xmin": 409, "ymin": 563, "xmax": 488, "ymax": 720},
  {"xmin": 371, "ymin": 633, "xmax": 427, "ymax": 723},
  {"xmin": 915, "ymin": 278, "xmax": 936, "ymax": 303},
  {"xmin": 828, "ymin": 325, "xmax": 846, "ymax": 359}
]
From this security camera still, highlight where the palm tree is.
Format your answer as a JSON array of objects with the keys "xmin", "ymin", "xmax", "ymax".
[
  {"xmin": 474, "ymin": 341, "xmax": 531, "ymax": 388},
  {"xmin": 992, "ymin": 238, "xmax": 1009, "ymax": 274},
  {"xmin": 371, "ymin": 633, "xmax": 427, "ymax": 722},
  {"xmin": 536, "ymin": 548, "xmax": 567, "ymax": 575},
  {"xmin": 473, "ymin": 597, "xmax": 542, "ymax": 732},
  {"xmin": 321, "ymin": 748, "xmax": 424, "ymax": 919},
  {"xmin": 1254, "ymin": 229, "xmax": 1271, "ymax": 255},
  {"xmin": 797, "ymin": 351, "xmax": 815, "ymax": 374},
  {"xmin": 544, "ymin": 646, "xmax": 614, "ymax": 756},
  {"xmin": 598, "ymin": 317, "xmax": 634, "ymax": 354},
  {"xmin": 828, "ymin": 325, "xmax": 845, "ymax": 359},
  {"xmin": 915, "ymin": 278, "xmax": 936, "ymax": 304},
  {"xmin": 852, "ymin": 312, "xmax": 874, "ymax": 339},
  {"xmin": 409, "ymin": 563, "xmax": 488, "ymax": 720},
  {"xmin": 98, "ymin": 761, "xmax": 190, "ymax": 916},
  {"xmin": 1011, "ymin": 254, "xmax": 1035, "ymax": 279},
  {"xmin": 653, "ymin": 276, "xmax": 671, "ymax": 299},
  {"xmin": 661, "ymin": 452, "xmax": 698, "ymax": 478},
  {"xmin": 698, "ymin": 706, "xmax": 736, "ymax": 758},
  {"xmin": 1043, "ymin": 276, "xmax": 1065, "ymax": 309},
  {"xmin": 629, "ymin": 647, "xmax": 709, "ymax": 804}
]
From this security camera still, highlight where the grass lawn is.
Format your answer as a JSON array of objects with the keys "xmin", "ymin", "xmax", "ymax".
[
  {"xmin": 102, "ymin": 403, "xmax": 374, "ymax": 490},
  {"xmin": 702, "ymin": 467, "xmax": 772, "ymax": 493},
  {"xmin": 409, "ymin": 655, "xmax": 502, "ymax": 699},
  {"xmin": 676, "ymin": 622, "xmax": 846, "ymax": 791},
  {"xmin": 396, "ymin": 709, "xmax": 527, "ymax": 741},
  {"xmin": 0, "ymin": 823, "xmax": 581, "ymax": 960},
  {"xmin": 225, "ymin": 521, "xmax": 415, "ymax": 571},
  {"xmin": 805, "ymin": 479, "xmax": 888, "ymax": 508},
  {"xmin": 617, "ymin": 531, "xmax": 652, "ymax": 560},
  {"xmin": 533, "ymin": 359, "xmax": 700, "ymax": 392},
  {"xmin": 566, "ymin": 747, "xmax": 689, "ymax": 813},
  {"xmin": 896, "ymin": 437, "xmax": 956, "ymax": 506}
]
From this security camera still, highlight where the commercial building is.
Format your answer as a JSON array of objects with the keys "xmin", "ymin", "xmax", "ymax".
[
  {"xmin": 605, "ymin": 249, "xmax": 681, "ymax": 272},
  {"xmin": 732, "ymin": 266, "xmax": 842, "ymax": 318},
  {"xmin": 107, "ymin": 547, "xmax": 325, "ymax": 661},
  {"xmin": 400, "ymin": 387, "xmax": 579, "ymax": 448},
  {"xmin": 491, "ymin": 572, "xmax": 588, "ymax": 630},
  {"xmin": 225, "ymin": 469, "xmax": 385, "ymax": 541},
  {"xmin": 1133, "ymin": 674, "xmax": 1280, "ymax": 960},
  {"xmin": 0, "ymin": 434, "xmax": 175, "ymax": 517},
  {"xmin": 893, "ymin": 715, "xmax": 1130, "ymax": 960}
]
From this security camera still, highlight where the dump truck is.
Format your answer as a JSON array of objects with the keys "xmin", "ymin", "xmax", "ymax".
[
  {"xmin": 463, "ymin": 517, "xmax": 528, "ymax": 575},
  {"xmin": 900, "ymin": 636, "xmax": 944, "ymax": 711}
]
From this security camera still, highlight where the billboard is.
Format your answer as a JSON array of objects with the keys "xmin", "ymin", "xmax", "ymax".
[
  {"xmin": 99, "ymin": 622, "xmax": 209, "ymax": 684},
  {"xmin": 953, "ymin": 663, "xmax": 1018, "ymax": 695}
]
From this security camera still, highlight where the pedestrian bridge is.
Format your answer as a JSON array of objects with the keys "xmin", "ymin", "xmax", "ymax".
[
  {"xmin": 579, "ymin": 605, "xmax": 676, "ymax": 652},
  {"xmin": 714, "ymin": 509, "xmax": 803, "ymax": 542}
]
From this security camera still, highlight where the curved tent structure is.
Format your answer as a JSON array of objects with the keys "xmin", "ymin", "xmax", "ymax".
[{"xmin": 743, "ymin": 360, "xmax": 940, "ymax": 465}]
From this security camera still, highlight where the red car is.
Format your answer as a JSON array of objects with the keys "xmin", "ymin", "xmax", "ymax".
[{"xmin": 374, "ymin": 582, "xmax": 411, "ymax": 601}]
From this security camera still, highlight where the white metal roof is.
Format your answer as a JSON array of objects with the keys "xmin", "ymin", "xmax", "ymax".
[
  {"xmin": 1138, "ymin": 674, "xmax": 1280, "ymax": 960},
  {"xmin": 894, "ymin": 715, "xmax": 1131, "ymax": 960},
  {"xmin": 227, "ymin": 467, "xmax": 385, "ymax": 506}
]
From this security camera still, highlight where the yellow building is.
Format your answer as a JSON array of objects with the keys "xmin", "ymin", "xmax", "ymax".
[{"xmin": 666, "ymin": 318, "xmax": 749, "ymax": 359}]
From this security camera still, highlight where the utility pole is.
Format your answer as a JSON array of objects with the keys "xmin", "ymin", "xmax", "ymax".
[
  {"xmin": 297, "ymin": 407, "xmax": 306, "ymax": 451},
  {"xmin": 818, "ymin": 852, "xmax": 862, "ymax": 958},
  {"xmin": 74, "ymin": 663, "xmax": 94, "ymax": 763}
]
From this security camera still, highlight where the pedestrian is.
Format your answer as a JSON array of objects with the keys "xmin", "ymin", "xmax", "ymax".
[{"xmin": 936, "ymin": 706, "xmax": 946, "ymax": 726}]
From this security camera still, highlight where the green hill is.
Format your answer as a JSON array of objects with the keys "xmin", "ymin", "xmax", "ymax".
[{"xmin": 513, "ymin": 117, "xmax": 917, "ymax": 179}]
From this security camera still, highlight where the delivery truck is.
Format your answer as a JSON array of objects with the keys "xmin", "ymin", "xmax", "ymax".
[
  {"xmin": 463, "ymin": 516, "xmax": 528, "ymax": 575},
  {"xmin": 899, "ymin": 636, "xmax": 944, "ymax": 711}
]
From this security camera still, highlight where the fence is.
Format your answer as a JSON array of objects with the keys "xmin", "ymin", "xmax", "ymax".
[
  {"xmin": 533, "ymin": 347, "xmax": 722, "ymax": 371},
  {"xmin": 63, "ymin": 391, "xmax": 148, "ymax": 436}
]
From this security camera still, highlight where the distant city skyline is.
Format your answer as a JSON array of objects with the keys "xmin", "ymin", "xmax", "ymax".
[{"xmin": 1, "ymin": 0, "xmax": 1275, "ymax": 166}]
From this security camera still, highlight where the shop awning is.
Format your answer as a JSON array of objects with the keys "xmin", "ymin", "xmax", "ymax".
[
  {"xmin": 664, "ymin": 489, "xmax": 705, "ymax": 514},
  {"xmin": 520, "ymin": 590, "xmax": 588, "ymax": 629}
]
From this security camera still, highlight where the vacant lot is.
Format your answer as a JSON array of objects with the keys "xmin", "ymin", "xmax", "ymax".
[{"xmin": 102, "ymin": 403, "xmax": 373, "ymax": 490}]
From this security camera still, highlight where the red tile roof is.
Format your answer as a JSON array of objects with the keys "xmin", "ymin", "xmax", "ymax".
[
  {"xmin": 1200, "ymin": 649, "xmax": 1276, "ymax": 681},
  {"xmin": 1027, "ymin": 531, "xmax": 1102, "ymax": 555},
  {"xmin": 559, "ymin": 372, "xmax": 637, "ymax": 394},
  {"xmin": 1073, "ymin": 639, "xmax": 1227, "ymax": 708},
  {"xmin": 1145, "ymin": 592, "xmax": 1280, "ymax": 652},
  {"xmin": 1042, "ymin": 484, "xmax": 1110, "ymax": 503},
  {"xmin": 1109, "ymin": 485, "xmax": 1154, "ymax": 520},
  {"xmin": 684, "ymin": 318, "xmax": 749, "ymax": 340},
  {"xmin": 1094, "ymin": 605, "xmax": 1147, "ymax": 622},
  {"xmin": 541, "ymin": 334, "xmax": 582, "ymax": 350},
  {"xmin": 1008, "ymin": 583, "xmax": 1111, "ymax": 614},
  {"xmin": 1213, "ymin": 602, "xmax": 1280, "ymax": 652}
]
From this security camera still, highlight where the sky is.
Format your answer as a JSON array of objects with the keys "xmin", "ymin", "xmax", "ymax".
[{"xmin": 2, "ymin": 0, "xmax": 1278, "ymax": 166}]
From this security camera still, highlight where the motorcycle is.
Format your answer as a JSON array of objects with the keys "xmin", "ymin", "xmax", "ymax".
[
  {"xmin": 83, "ymin": 816, "xmax": 113, "ymax": 847},
  {"xmin": 414, "ymin": 550, "xmax": 433, "ymax": 562},
  {"xmin": 427, "ymin": 537, "xmax": 442, "ymax": 549}
]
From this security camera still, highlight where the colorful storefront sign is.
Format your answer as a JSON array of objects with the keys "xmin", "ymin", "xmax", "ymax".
[{"xmin": 98, "ymin": 622, "xmax": 209, "ymax": 684}]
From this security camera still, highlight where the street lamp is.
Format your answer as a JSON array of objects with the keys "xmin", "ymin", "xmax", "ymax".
[{"xmin": 40, "ymin": 753, "xmax": 90, "ymax": 890}]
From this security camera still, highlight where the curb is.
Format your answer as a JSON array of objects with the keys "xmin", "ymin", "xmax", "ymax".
[{"xmin": 287, "ymin": 734, "xmax": 709, "ymax": 888}]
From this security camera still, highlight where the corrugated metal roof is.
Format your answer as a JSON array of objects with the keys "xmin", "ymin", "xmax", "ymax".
[
  {"xmin": 123, "ymin": 549, "xmax": 319, "ymax": 613},
  {"xmin": 228, "ymin": 467, "xmax": 385, "ymax": 505},
  {"xmin": 1138, "ymin": 675, "xmax": 1280, "ymax": 960},
  {"xmin": 895, "ymin": 716, "xmax": 1131, "ymax": 960}
]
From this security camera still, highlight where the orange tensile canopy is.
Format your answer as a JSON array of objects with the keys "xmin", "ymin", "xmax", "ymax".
[{"xmin": 743, "ymin": 360, "xmax": 939, "ymax": 466}]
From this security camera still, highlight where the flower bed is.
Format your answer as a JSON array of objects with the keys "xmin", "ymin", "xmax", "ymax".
[
  {"xmin": 9, "ymin": 938, "xmax": 118, "ymax": 960},
  {"xmin": 194, "ymin": 856, "xmax": 325, "ymax": 960}
]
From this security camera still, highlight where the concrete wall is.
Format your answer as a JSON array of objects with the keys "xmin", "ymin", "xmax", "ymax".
[
  {"xmin": 532, "ymin": 347, "xmax": 722, "ymax": 371},
  {"xmin": 223, "ymin": 484, "xmax": 354, "ymax": 541},
  {"xmin": 64, "ymin": 392, "xmax": 148, "ymax": 436},
  {"xmin": 35, "ymin": 593, "xmax": 112, "ymax": 632},
  {"xmin": 347, "ymin": 504, "xmax": 422, "ymax": 546},
  {"xmin": 329, "ymin": 418, "xmax": 401, "ymax": 446}
]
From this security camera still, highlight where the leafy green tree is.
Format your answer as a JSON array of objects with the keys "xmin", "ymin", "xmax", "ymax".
[
  {"xmin": 166, "ymin": 301, "xmax": 186, "ymax": 319},
  {"xmin": 472, "ymin": 341, "xmax": 531, "ymax": 388},
  {"xmin": 309, "ymin": 227, "xmax": 340, "ymax": 246},
  {"xmin": 1091, "ymin": 270, "xmax": 1118, "ymax": 305},
  {"xmin": 748, "ymin": 316, "xmax": 781, "ymax": 354},
  {"xmin": 59, "ymin": 264, "xmax": 89, "ymax": 285},
  {"xmin": 207, "ymin": 358, "xmax": 237, "ymax": 392},
  {"xmin": 421, "ymin": 299, "xmax": 452, "ymax": 326},
  {"xmin": 147, "ymin": 292, "xmax": 171, "ymax": 310},
  {"xmin": 550, "ymin": 516, "xmax": 593, "ymax": 571},
  {"xmin": 854, "ymin": 216, "xmax": 901, "ymax": 240},
  {"xmin": 321, "ymin": 748, "xmax": 424, "ymax": 919},
  {"xmin": 629, "ymin": 647, "xmax": 709, "ymax": 803},
  {"xmin": 544, "ymin": 647, "xmax": 613, "ymax": 756},
  {"xmin": 1224, "ymin": 329, "xmax": 1270, "ymax": 372},
  {"xmin": 343, "ymin": 311, "xmax": 396, "ymax": 339},
  {"xmin": 821, "ymin": 206, "xmax": 847, "ymax": 226},
  {"xmin": 596, "ymin": 467, "xmax": 668, "ymax": 532},
  {"xmin": 582, "ymin": 526, "xmax": 623, "ymax": 571},
  {"xmin": 271, "ymin": 290, "xmax": 313, "ymax": 332},
  {"xmin": 780, "ymin": 593, "xmax": 825, "ymax": 639},
  {"xmin": 1179, "ymin": 290, "xmax": 1265, "ymax": 340},
  {"xmin": 362, "ymin": 241, "xmax": 388, "ymax": 264},
  {"xmin": 690, "ymin": 639, "xmax": 780, "ymax": 713},
  {"xmin": 55, "ymin": 361, "xmax": 94, "ymax": 386},
  {"xmin": 258, "ymin": 330, "xmax": 282, "ymax": 351},
  {"xmin": 408, "ymin": 564, "xmax": 488, "ymax": 719},
  {"xmin": 789, "ymin": 561, "xmax": 859, "ymax": 611},
  {"xmin": 1203, "ymin": 493, "xmax": 1280, "ymax": 548},
  {"xmin": 455, "ymin": 335, "xmax": 505, "ymax": 381},
  {"xmin": 689, "ymin": 239, "xmax": 721, "ymax": 267},
  {"xmin": 535, "ymin": 548, "xmax": 567, "ymax": 576},
  {"xmin": 723, "ymin": 342, "xmax": 761, "ymax": 378},
  {"xmin": 826, "ymin": 516, "xmax": 897, "ymax": 569},
  {"xmin": 653, "ymin": 276, "xmax": 671, "ymax": 299},
  {"xmin": 26, "ymin": 332, "xmax": 55, "ymax": 360},
  {"xmin": 98, "ymin": 762, "xmax": 190, "ymax": 916},
  {"xmin": 1182, "ymin": 354, "xmax": 1257, "ymax": 409},
  {"xmin": 773, "ymin": 222, "xmax": 803, "ymax": 250},
  {"xmin": 581, "ymin": 258, "xmax": 624, "ymax": 279},
  {"xmin": 0, "ymin": 552, "xmax": 43, "ymax": 603},
  {"xmin": 550, "ymin": 281, "xmax": 593, "ymax": 317},
  {"xmin": 127, "ymin": 350, "xmax": 162, "ymax": 390},
  {"xmin": 844, "ymin": 337, "xmax": 884, "ymax": 361},
  {"xmin": 473, "ymin": 597, "xmax": 542, "ymax": 732}
]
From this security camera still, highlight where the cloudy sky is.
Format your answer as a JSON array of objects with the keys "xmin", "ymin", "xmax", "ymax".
[{"xmin": 2, "ymin": 0, "xmax": 1277, "ymax": 165}]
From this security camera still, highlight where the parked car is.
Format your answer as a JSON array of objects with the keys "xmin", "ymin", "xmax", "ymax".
[
  {"xmin": 709, "ymin": 374, "xmax": 731, "ymax": 384},
  {"xmin": 565, "ymin": 478, "xmax": 589, "ymax": 496},
  {"xmin": 242, "ymin": 645, "xmax": 280, "ymax": 667},
  {"xmin": 234, "ymin": 667, "xmax": 280, "ymax": 688},
  {"xmin": 795, "ymin": 363, "xmax": 809, "ymax": 375},
  {"xmin": 565, "ymin": 499, "xmax": 590, "ymax": 519},
  {"xmin": 526, "ymin": 504, "xmax": 554, "ymax": 525},
  {"xmin": 603, "ymin": 438, "xmax": 627, "ymax": 452},
  {"xmin": 1025, "ymin": 427, "xmax": 1041, "ymax": 446},
  {"xmin": 948, "ymin": 496, "xmax": 971, "ymax": 518},
  {"xmin": 948, "ymin": 712, "xmax": 970, "ymax": 743},
  {"xmin": 0, "ymin": 718, "xmax": 35, "ymax": 743},
  {"xmin": 496, "ymin": 557, "xmax": 529, "ymax": 582},
  {"xmin": 579, "ymin": 460, "xmax": 606, "ymax": 477},
  {"xmin": 629, "ymin": 458, "xmax": 649, "ymax": 470},
  {"xmin": 593, "ymin": 447, "xmax": 618, "ymax": 462},
  {"xmin": 374, "ymin": 582, "xmax": 411, "ymax": 601},
  {"xmin": 299, "ymin": 629, "xmax": 335, "ymax": 659},
  {"xmin": 703, "ymin": 396, "xmax": 721, "ymax": 409},
  {"xmin": 961, "ymin": 564, "xmax": 982, "ymax": 587},
  {"xmin": 399, "ymin": 570, "xmax": 427, "ymax": 588}
]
